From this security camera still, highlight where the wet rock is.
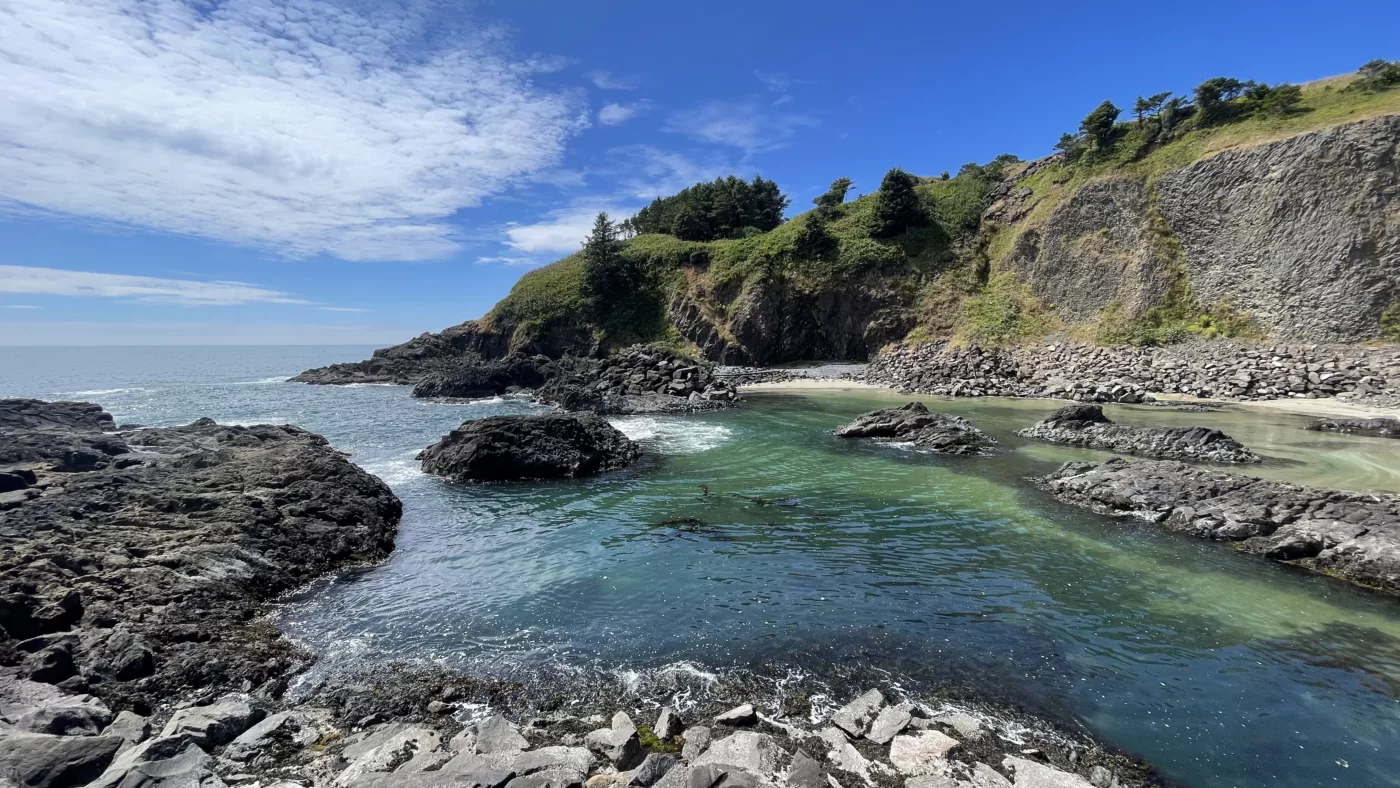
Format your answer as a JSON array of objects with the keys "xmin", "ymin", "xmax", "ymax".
[
  {"xmin": 834, "ymin": 403, "xmax": 995, "ymax": 455},
  {"xmin": 1307, "ymin": 417, "xmax": 1400, "ymax": 438},
  {"xmin": 1037, "ymin": 457, "xmax": 1400, "ymax": 594},
  {"xmin": 681, "ymin": 726, "xmax": 712, "ymax": 761},
  {"xmin": 654, "ymin": 707, "xmax": 685, "ymax": 740},
  {"xmin": 713, "ymin": 705, "xmax": 757, "ymax": 727},
  {"xmin": 1017, "ymin": 404, "xmax": 1260, "ymax": 463},
  {"xmin": 889, "ymin": 731, "xmax": 960, "ymax": 776},
  {"xmin": 476, "ymin": 715, "xmax": 530, "ymax": 755},
  {"xmin": 1000, "ymin": 757, "xmax": 1094, "ymax": 788},
  {"xmin": 411, "ymin": 356, "xmax": 555, "ymax": 400},
  {"xmin": 159, "ymin": 694, "xmax": 263, "ymax": 750},
  {"xmin": 0, "ymin": 729, "xmax": 123, "ymax": 788},
  {"xmin": 830, "ymin": 690, "xmax": 885, "ymax": 738},
  {"xmin": 865, "ymin": 705, "xmax": 911, "ymax": 745},
  {"xmin": 929, "ymin": 714, "xmax": 983, "ymax": 740},
  {"xmin": 418, "ymin": 414, "xmax": 641, "ymax": 481}
]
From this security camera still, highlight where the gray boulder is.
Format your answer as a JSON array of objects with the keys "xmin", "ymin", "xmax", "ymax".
[
  {"xmin": 1016, "ymin": 404, "xmax": 1260, "ymax": 464},
  {"xmin": 1001, "ymin": 757, "xmax": 1094, "ymax": 788},
  {"xmin": 865, "ymin": 705, "xmax": 911, "ymax": 744},
  {"xmin": 0, "ymin": 729, "xmax": 123, "ymax": 788},
  {"xmin": 158, "ymin": 695, "xmax": 262, "ymax": 750},
  {"xmin": 585, "ymin": 715, "xmax": 642, "ymax": 770},
  {"xmin": 222, "ymin": 710, "xmax": 317, "ymax": 762},
  {"xmin": 654, "ymin": 707, "xmax": 685, "ymax": 740},
  {"xmin": 680, "ymin": 726, "xmax": 712, "ymax": 761},
  {"xmin": 712, "ymin": 705, "xmax": 756, "ymax": 727},
  {"xmin": 830, "ymin": 690, "xmax": 885, "ymax": 738},
  {"xmin": 418, "ymin": 414, "xmax": 641, "ymax": 481},
  {"xmin": 629, "ymin": 753, "xmax": 679, "ymax": 787},
  {"xmin": 475, "ymin": 715, "xmax": 529, "ymax": 755},
  {"xmin": 834, "ymin": 403, "xmax": 994, "ymax": 455}
]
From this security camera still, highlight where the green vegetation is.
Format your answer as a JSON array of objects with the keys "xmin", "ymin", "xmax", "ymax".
[
  {"xmin": 637, "ymin": 724, "xmax": 681, "ymax": 754},
  {"xmin": 956, "ymin": 272, "xmax": 1053, "ymax": 346},
  {"xmin": 621, "ymin": 175, "xmax": 789, "ymax": 241},
  {"xmin": 1382, "ymin": 300, "xmax": 1400, "ymax": 341},
  {"xmin": 869, "ymin": 168, "xmax": 928, "ymax": 237}
]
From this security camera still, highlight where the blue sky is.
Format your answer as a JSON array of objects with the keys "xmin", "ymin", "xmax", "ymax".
[{"xmin": 1, "ymin": 0, "xmax": 1396, "ymax": 345}]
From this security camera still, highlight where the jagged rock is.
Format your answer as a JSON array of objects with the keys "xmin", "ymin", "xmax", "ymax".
[
  {"xmin": 0, "ymin": 729, "xmax": 123, "ymax": 788},
  {"xmin": 929, "ymin": 714, "xmax": 983, "ymax": 740},
  {"xmin": 0, "ymin": 402, "xmax": 401, "ymax": 713},
  {"xmin": 865, "ymin": 705, "xmax": 911, "ymax": 745},
  {"xmin": 1037, "ymin": 457, "xmax": 1400, "ymax": 594},
  {"xmin": 629, "ymin": 753, "xmax": 679, "ymax": 787},
  {"xmin": 89, "ymin": 734, "xmax": 215, "ymax": 788},
  {"xmin": 833, "ymin": 404, "xmax": 994, "ymax": 455},
  {"xmin": 713, "ymin": 705, "xmax": 757, "ymax": 727},
  {"xmin": 681, "ymin": 726, "xmax": 712, "ymax": 761},
  {"xmin": 830, "ymin": 690, "xmax": 885, "ymax": 738},
  {"xmin": 159, "ymin": 695, "xmax": 263, "ymax": 750},
  {"xmin": 106, "ymin": 711, "xmax": 151, "ymax": 751},
  {"xmin": 349, "ymin": 771, "xmax": 516, "ymax": 788},
  {"xmin": 970, "ymin": 763, "xmax": 1013, "ymax": 788},
  {"xmin": 450, "ymin": 728, "xmax": 478, "ymax": 753},
  {"xmin": 1307, "ymin": 417, "xmax": 1400, "ymax": 438},
  {"xmin": 475, "ymin": 715, "xmax": 529, "ymax": 755},
  {"xmin": 336, "ymin": 725, "xmax": 444, "ymax": 786},
  {"xmin": 15, "ymin": 695, "xmax": 113, "ymax": 737},
  {"xmin": 889, "ymin": 731, "xmax": 960, "ymax": 776},
  {"xmin": 1017, "ymin": 404, "xmax": 1260, "ymax": 463},
  {"xmin": 654, "ymin": 707, "xmax": 685, "ymax": 740},
  {"xmin": 411, "ymin": 356, "xmax": 555, "ymax": 399},
  {"xmin": 653, "ymin": 763, "xmax": 762, "ymax": 788},
  {"xmin": 585, "ymin": 717, "xmax": 642, "ymax": 770},
  {"xmin": 418, "ymin": 414, "xmax": 641, "ymax": 481},
  {"xmin": 816, "ymin": 727, "xmax": 879, "ymax": 783},
  {"xmin": 1001, "ymin": 757, "xmax": 1094, "ymax": 788},
  {"xmin": 784, "ymin": 752, "xmax": 827, "ymax": 788},
  {"xmin": 536, "ymin": 346, "xmax": 740, "ymax": 416},
  {"xmin": 223, "ymin": 710, "xmax": 317, "ymax": 762}
]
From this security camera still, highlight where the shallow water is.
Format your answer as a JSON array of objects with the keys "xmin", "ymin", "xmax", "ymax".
[{"xmin": 5, "ymin": 346, "xmax": 1400, "ymax": 788}]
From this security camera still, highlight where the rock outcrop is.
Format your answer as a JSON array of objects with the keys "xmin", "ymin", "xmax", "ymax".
[
  {"xmin": 1037, "ymin": 458, "xmax": 1400, "ymax": 594},
  {"xmin": 833, "ymin": 403, "xmax": 995, "ymax": 455},
  {"xmin": 410, "ymin": 355, "xmax": 556, "ymax": 399},
  {"xmin": 536, "ymin": 345, "xmax": 740, "ymax": 415},
  {"xmin": 291, "ymin": 320, "xmax": 524, "ymax": 386},
  {"xmin": 0, "ymin": 400, "xmax": 402, "ymax": 713},
  {"xmin": 1307, "ymin": 417, "xmax": 1400, "ymax": 438},
  {"xmin": 1018, "ymin": 404, "xmax": 1261, "ymax": 463},
  {"xmin": 863, "ymin": 339, "xmax": 1400, "ymax": 404},
  {"xmin": 417, "ymin": 414, "xmax": 642, "ymax": 481}
]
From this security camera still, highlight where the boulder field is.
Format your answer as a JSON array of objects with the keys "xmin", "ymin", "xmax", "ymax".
[{"xmin": 1017, "ymin": 404, "xmax": 1260, "ymax": 464}]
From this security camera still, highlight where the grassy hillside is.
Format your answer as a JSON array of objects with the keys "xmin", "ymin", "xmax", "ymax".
[{"xmin": 482, "ymin": 65, "xmax": 1400, "ymax": 358}]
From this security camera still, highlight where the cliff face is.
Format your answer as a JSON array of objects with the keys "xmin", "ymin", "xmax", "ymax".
[{"xmin": 1006, "ymin": 115, "xmax": 1400, "ymax": 342}]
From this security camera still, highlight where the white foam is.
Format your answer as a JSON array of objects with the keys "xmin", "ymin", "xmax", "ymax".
[
  {"xmin": 228, "ymin": 376, "xmax": 292, "ymax": 385},
  {"xmin": 362, "ymin": 456, "xmax": 426, "ymax": 487},
  {"xmin": 609, "ymin": 417, "xmax": 733, "ymax": 454},
  {"xmin": 63, "ymin": 387, "xmax": 150, "ymax": 396}
]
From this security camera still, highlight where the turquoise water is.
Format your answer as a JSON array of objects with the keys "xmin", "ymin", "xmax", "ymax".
[{"xmin": 4, "ymin": 346, "xmax": 1400, "ymax": 788}]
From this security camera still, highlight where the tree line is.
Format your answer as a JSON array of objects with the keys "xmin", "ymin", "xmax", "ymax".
[{"xmin": 619, "ymin": 175, "xmax": 789, "ymax": 242}]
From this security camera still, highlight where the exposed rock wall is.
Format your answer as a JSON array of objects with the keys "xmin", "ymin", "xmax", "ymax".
[
  {"xmin": 863, "ymin": 339, "xmax": 1400, "ymax": 403},
  {"xmin": 1005, "ymin": 115, "xmax": 1400, "ymax": 341}
]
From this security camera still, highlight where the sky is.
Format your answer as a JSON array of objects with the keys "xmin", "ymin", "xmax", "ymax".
[{"xmin": 0, "ymin": 0, "xmax": 1396, "ymax": 346}]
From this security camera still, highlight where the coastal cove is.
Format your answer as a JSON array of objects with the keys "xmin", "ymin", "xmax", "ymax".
[{"xmin": 5, "ymin": 346, "xmax": 1400, "ymax": 788}]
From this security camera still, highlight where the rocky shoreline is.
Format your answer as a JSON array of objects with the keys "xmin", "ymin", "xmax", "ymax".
[
  {"xmin": 860, "ymin": 340, "xmax": 1400, "ymax": 407},
  {"xmin": 1016, "ymin": 405, "xmax": 1260, "ymax": 464},
  {"xmin": 0, "ymin": 399, "xmax": 1163, "ymax": 788}
]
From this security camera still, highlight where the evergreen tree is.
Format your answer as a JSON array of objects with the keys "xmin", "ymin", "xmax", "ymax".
[
  {"xmin": 580, "ymin": 212, "xmax": 636, "ymax": 323},
  {"xmin": 1079, "ymin": 100, "xmax": 1121, "ymax": 148},
  {"xmin": 795, "ymin": 211, "xmax": 834, "ymax": 260},
  {"xmin": 626, "ymin": 175, "xmax": 789, "ymax": 241},
  {"xmin": 1193, "ymin": 77, "xmax": 1250, "ymax": 126},
  {"xmin": 1054, "ymin": 132, "xmax": 1086, "ymax": 163},
  {"xmin": 812, "ymin": 177, "xmax": 853, "ymax": 214},
  {"xmin": 1133, "ymin": 91, "xmax": 1172, "ymax": 125},
  {"xmin": 869, "ymin": 167, "xmax": 926, "ymax": 238}
]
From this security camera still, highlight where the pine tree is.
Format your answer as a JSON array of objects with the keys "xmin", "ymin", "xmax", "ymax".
[
  {"xmin": 580, "ymin": 212, "xmax": 632, "ymax": 322},
  {"xmin": 812, "ymin": 177, "xmax": 853, "ymax": 215},
  {"xmin": 870, "ymin": 168, "xmax": 926, "ymax": 238},
  {"xmin": 795, "ymin": 211, "xmax": 834, "ymax": 260},
  {"xmin": 1079, "ymin": 100, "xmax": 1121, "ymax": 149}
]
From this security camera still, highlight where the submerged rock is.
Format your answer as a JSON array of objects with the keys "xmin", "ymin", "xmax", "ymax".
[
  {"xmin": 833, "ymin": 403, "xmax": 994, "ymax": 455},
  {"xmin": 1037, "ymin": 457, "xmax": 1400, "ymax": 594},
  {"xmin": 1017, "ymin": 404, "xmax": 1260, "ymax": 463},
  {"xmin": 1306, "ymin": 417, "xmax": 1400, "ymax": 438},
  {"xmin": 418, "ymin": 414, "xmax": 641, "ymax": 481}
]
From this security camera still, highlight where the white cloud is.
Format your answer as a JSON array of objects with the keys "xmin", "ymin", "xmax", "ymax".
[
  {"xmin": 0, "ymin": 321, "xmax": 415, "ymax": 346},
  {"xmin": 476, "ymin": 256, "xmax": 542, "ymax": 267},
  {"xmin": 318, "ymin": 306, "xmax": 368, "ymax": 313},
  {"xmin": 504, "ymin": 206, "xmax": 633, "ymax": 255},
  {"xmin": 0, "ymin": 265, "xmax": 307, "ymax": 306},
  {"xmin": 0, "ymin": 0, "xmax": 587, "ymax": 261},
  {"xmin": 588, "ymin": 71, "xmax": 640, "ymax": 91},
  {"xmin": 665, "ymin": 100, "xmax": 817, "ymax": 155},
  {"xmin": 598, "ymin": 102, "xmax": 651, "ymax": 126},
  {"xmin": 2, "ymin": 304, "xmax": 40, "ymax": 309},
  {"xmin": 610, "ymin": 146, "xmax": 738, "ymax": 199}
]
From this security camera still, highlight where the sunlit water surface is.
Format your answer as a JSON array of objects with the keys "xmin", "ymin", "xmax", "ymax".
[{"xmin": 4, "ymin": 346, "xmax": 1400, "ymax": 788}]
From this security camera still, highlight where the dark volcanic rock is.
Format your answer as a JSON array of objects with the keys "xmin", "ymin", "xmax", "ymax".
[
  {"xmin": 833, "ymin": 403, "xmax": 995, "ymax": 455},
  {"xmin": 0, "ymin": 398, "xmax": 131, "ymax": 473},
  {"xmin": 1306, "ymin": 417, "xmax": 1400, "ymax": 438},
  {"xmin": 1018, "ymin": 404, "xmax": 1261, "ymax": 463},
  {"xmin": 0, "ymin": 399, "xmax": 402, "ymax": 712},
  {"xmin": 412, "ymin": 356, "xmax": 556, "ymax": 400},
  {"xmin": 1037, "ymin": 457, "xmax": 1400, "ymax": 594},
  {"xmin": 536, "ymin": 345, "xmax": 740, "ymax": 415},
  {"xmin": 418, "ymin": 414, "xmax": 641, "ymax": 481}
]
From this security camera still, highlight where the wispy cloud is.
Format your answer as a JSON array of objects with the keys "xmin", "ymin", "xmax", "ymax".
[
  {"xmin": 587, "ymin": 71, "xmax": 641, "ymax": 91},
  {"xmin": 607, "ymin": 146, "xmax": 739, "ymax": 199},
  {"xmin": 598, "ymin": 102, "xmax": 652, "ymax": 126},
  {"xmin": 754, "ymin": 70, "xmax": 794, "ymax": 93},
  {"xmin": 2, "ymin": 304, "xmax": 40, "ymax": 310},
  {"xmin": 664, "ymin": 100, "xmax": 817, "ymax": 155},
  {"xmin": 0, "ymin": 265, "xmax": 308, "ymax": 306},
  {"xmin": 476, "ymin": 255, "xmax": 542, "ymax": 267},
  {"xmin": 0, "ymin": 0, "xmax": 588, "ymax": 261},
  {"xmin": 318, "ymin": 306, "xmax": 368, "ymax": 313}
]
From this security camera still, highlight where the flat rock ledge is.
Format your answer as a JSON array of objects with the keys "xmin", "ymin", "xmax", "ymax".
[
  {"xmin": 1306, "ymin": 417, "xmax": 1400, "ymax": 439},
  {"xmin": 833, "ymin": 403, "xmax": 995, "ymax": 456},
  {"xmin": 0, "ymin": 399, "xmax": 403, "ymax": 715},
  {"xmin": 1037, "ymin": 457, "xmax": 1400, "ymax": 594},
  {"xmin": 1017, "ymin": 404, "xmax": 1261, "ymax": 464},
  {"xmin": 418, "ymin": 414, "xmax": 642, "ymax": 481},
  {"xmin": 2, "ymin": 679, "xmax": 1155, "ymax": 788}
]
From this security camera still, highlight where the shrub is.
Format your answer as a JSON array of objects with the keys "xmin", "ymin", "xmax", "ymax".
[
  {"xmin": 869, "ymin": 168, "xmax": 927, "ymax": 238},
  {"xmin": 1381, "ymin": 300, "xmax": 1400, "ymax": 341},
  {"xmin": 1349, "ymin": 59, "xmax": 1400, "ymax": 93},
  {"xmin": 957, "ymin": 273, "xmax": 1052, "ymax": 346}
]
